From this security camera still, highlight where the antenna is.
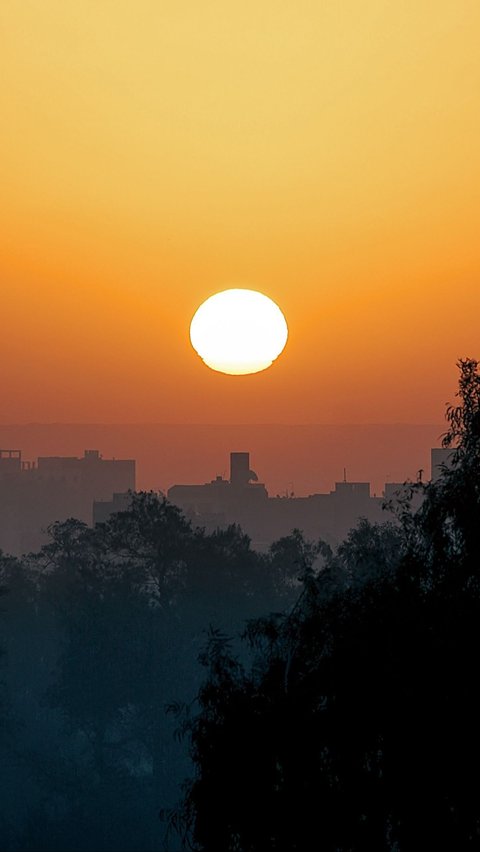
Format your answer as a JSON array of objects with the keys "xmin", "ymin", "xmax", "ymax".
[
  {"xmin": 343, "ymin": 467, "xmax": 347, "ymax": 483},
  {"xmin": 417, "ymin": 468, "xmax": 424, "ymax": 483}
]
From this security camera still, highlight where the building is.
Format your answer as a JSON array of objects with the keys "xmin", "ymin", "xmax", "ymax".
[
  {"xmin": 431, "ymin": 447, "xmax": 455, "ymax": 483},
  {"xmin": 1, "ymin": 444, "xmax": 448, "ymax": 556},
  {"xmin": 93, "ymin": 491, "xmax": 133, "ymax": 525},
  {"xmin": 168, "ymin": 452, "xmax": 386, "ymax": 550},
  {"xmin": 168, "ymin": 452, "xmax": 268, "ymax": 537},
  {"xmin": 0, "ymin": 449, "xmax": 135, "ymax": 555}
]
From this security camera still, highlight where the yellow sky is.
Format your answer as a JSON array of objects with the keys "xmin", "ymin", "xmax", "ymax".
[{"xmin": 1, "ymin": 1, "xmax": 479, "ymax": 423}]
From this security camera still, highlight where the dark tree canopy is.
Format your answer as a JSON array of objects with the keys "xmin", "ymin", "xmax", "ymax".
[
  {"xmin": 173, "ymin": 359, "xmax": 480, "ymax": 851},
  {"xmin": 0, "ymin": 488, "xmax": 300, "ymax": 850}
]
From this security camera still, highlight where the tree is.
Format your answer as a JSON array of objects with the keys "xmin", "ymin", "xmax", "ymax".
[
  {"xmin": 13, "ymin": 490, "xmax": 288, "ymax": 850},
  {"xmin": 174, "ymin": 359, "xmax": 480, "ymax": 850}
]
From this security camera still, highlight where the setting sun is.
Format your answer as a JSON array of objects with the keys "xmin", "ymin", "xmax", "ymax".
[{"xmin": 189, "ymin": 289, "xmax": 288, "ymax": 375}]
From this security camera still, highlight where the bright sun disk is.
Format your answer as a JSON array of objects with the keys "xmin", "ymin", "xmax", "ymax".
[{"xmin": 190, "ymin": 289, "xmax": 288, "ymax": 375}]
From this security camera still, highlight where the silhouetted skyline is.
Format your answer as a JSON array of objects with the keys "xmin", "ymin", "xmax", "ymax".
[
  {"xmin": 0, "ymin": 439, "xmax": 452, "ymax": 555},
  {"xmin": 0, "ymin": 422, "xmax": 444, "ymax": 500}
]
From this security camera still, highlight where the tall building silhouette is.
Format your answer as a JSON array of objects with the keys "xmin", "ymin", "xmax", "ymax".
[
  {"xmin": 168, "ymin": 451, "xmax": 386, "ymax": 549},
  {"xmin": 0, "ymin": 449, "xmax": 135, "ymax": 554},
  {"xmin": 431, "ymin": 447, "xmax": 455, "ymax": 482}
]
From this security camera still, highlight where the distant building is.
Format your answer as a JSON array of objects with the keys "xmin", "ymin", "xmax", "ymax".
[
  {"xmin": 431, "ymin": 447, "xmax": 455, "ymax": 482},
  {"xmin": 168, "ymin": 452, "xmax": 386, "ymax": 550},
  {"xmin": 383, "ymin": 480, "xmax": 425, "ymax": 514},
  {"xmin": 168, "ymin": 452, "xmax": 268, "ymax": 539},
  {"xmin": 0, "ymin": 443, "xmax": 449, "ymax": 556},
  {"xmin": 0, "ymin": 449, "xmax": 135, "ymax": 555},
  {"xmin": 93, "ymin": 491, "xmax": 133, "ymax": 525}
]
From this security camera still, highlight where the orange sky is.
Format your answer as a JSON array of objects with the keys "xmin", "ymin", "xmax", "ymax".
[{"xmin": 1, "ymin": 1, "xmax": 479, "ymax": 424}]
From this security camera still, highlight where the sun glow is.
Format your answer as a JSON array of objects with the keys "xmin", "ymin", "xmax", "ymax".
[{"xmin": 190, "ymin": 289, "xmax": 288, "ymax": 375}]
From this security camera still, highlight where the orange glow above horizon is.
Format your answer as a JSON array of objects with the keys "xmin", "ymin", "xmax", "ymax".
[{"xmin": 1, "ymin": 1, "xmax": 480, "ymax": 424}]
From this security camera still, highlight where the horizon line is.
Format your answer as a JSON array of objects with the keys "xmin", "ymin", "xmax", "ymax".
[{"xmin": 0, "ymin": 421, "xmax": 445, "ymax": 429}]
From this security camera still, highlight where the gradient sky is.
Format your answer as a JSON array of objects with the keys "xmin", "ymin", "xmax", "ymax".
[{"xmin": 1, "ymin": 1, "xmax": 479, "ymax": 424}]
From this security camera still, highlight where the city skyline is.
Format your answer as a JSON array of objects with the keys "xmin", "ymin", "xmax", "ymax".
[
  {"xmin": 0, "ymin": 439, "xmax": 450, "ymax": 555},
  {"xmin": 0, "ymin": 421, "xmax": 445, "ymax": 498}
]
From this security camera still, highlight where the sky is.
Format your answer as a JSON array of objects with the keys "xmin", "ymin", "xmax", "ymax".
[{"xmin": 1, "ymin": 1, "xmax": 479, "ymax": 424}]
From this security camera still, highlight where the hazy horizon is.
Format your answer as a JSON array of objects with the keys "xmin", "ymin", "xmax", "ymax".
[{"xmin": 0, "ymin": 422, "xmax": 445, "ymax": 499}]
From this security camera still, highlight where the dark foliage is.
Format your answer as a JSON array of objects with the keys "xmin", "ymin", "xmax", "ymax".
[
  {"xmin": 174, "ymin": 359, "xmax": 480, "ymax": 851},
  {"xmin": 0, "ymin": 491, "xmax": 298, "ymax": 850}
]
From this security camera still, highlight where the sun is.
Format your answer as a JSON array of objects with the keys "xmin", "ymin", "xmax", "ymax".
[{"xmin": 190, "ymin": 289, "xmax": 288, "ymax": 375}]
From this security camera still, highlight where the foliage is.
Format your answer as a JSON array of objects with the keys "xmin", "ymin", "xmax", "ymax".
[
  {"xmin": 175, "ymin": 358, "xmax": 480, "ymax": 851},
  {"xmin": 0, "ymin": 488, "xmax": 299, "ymax": 850}
]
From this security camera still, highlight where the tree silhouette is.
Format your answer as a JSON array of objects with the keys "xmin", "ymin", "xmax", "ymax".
[
  {"xmin": 174, "ymin": 358, "xmax": 480, "ymax": 851},
  {"xmin": 1, "ymin": 489, "xmax": 295, "ymax": 850}
]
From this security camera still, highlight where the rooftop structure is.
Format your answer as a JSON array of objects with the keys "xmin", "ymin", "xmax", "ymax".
[{"xmin": 168, "ymin": 452, "xmax": 386, "ymax": 550}]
